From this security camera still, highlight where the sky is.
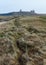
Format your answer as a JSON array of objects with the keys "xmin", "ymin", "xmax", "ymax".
[{"xmin": 0, "ymin": 0, "xmax": 46, "ymax": 13}]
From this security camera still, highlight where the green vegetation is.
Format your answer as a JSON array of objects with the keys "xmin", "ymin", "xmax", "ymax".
[
  {"xmin": 40, "ymin": 16, "xmax": 46, "ymax": 23},
  {"xmin": 0, "ymin": 16, "xmax": 46, "ymax": 65},
  {"xmin": 0, "ymin": 32, "xmax": 5, "ymax": 37}
]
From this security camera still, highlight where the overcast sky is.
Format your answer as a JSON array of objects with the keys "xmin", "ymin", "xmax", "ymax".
[{"xmin": 0, "ymin": 0, "xmax": 46, "ymax": 13}]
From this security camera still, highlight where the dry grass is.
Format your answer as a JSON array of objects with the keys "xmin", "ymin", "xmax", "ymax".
[{"xmin": 0, "ymin": 15, "xmax": 46, "ymax": 65}]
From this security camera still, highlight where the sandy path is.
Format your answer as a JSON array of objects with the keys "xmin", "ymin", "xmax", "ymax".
[{"xmin": 0, "ymin": 21, "xmax": 6, "ymax": 25}]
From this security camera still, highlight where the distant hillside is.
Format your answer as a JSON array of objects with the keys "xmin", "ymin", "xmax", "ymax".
[
  {"xmin": 0, "ymin": 10, "xmax": 37, "ymax": 16},
  {"xmin": 0, "ymin": 12, "xmax": 14, "ymax": 16}
]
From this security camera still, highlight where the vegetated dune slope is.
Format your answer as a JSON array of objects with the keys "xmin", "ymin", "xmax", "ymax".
[{"xmin": 0, "ymin": 16, "xmax": 46, "ymax": 65}]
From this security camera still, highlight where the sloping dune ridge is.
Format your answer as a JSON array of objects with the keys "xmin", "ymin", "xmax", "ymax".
[{"xmin": 0, "ymin": 16, "xmax": 46, "ymax": 65}]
